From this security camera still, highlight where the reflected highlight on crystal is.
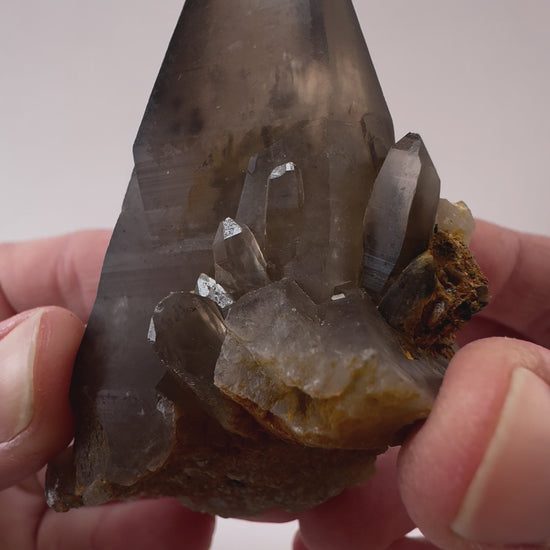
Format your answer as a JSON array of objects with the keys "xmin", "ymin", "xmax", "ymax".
[{"xmin": 195, "ymin": 273, "xmax": 234, "ymax": 310}]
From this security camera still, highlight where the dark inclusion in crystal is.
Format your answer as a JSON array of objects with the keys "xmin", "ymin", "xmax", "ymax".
[{"xmin": 45, "ymin": 0, "xmax": 488, "ymax": 517}]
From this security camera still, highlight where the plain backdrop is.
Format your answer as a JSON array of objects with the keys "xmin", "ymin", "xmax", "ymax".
[{"xmin": 1, "ymin": 1, "xmax": 549, "ymax": 548}]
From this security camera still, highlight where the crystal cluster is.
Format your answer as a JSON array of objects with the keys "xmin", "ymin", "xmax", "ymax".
[{"xmin": 46, "ymin": 0, "xmax": 488, "ymax": 517}]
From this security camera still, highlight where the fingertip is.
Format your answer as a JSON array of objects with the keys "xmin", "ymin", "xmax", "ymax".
[
  {"xmin": 29, "ymin": 306, "xmax": 84, "ymax": 441},
  {"xmin": 0, "ymin": 230, "xmax": 111, "ymax": 323},
  {"xmin": 297, "ymin": 447, "xmax": 414, "ymax": 550},
  {"xmin": 92, "ymin": 499, "xmax": 215, "ymax": 550},
  {"xmin": 468, "ymin": 221, "xmax": 550, "ymax": 348},
  {"xmin": 451, "ymin": 366, "xmax": 550, "ymax": 545},
  {"xmin": 38, "ymin": 499, "xmax": 215, "ymax": 550},
  {"xmin": 293, "ymin": 531, "xmax": 309, "ymax": 550},
  {"xmin": 0, "ymin": 307, "xmax": 84, "ymax": 487},
  {"xmin": 398, "ymin": 337, "xmax": 550, "ymax": 548}
]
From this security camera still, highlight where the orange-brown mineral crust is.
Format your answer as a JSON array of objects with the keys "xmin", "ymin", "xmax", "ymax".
[{"xmin": 384, "ymin": 229, "xmax": 489, "ymax": 359}]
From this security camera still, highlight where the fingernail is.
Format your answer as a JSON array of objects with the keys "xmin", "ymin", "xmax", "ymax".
[
  {"xmin": 451, "ymin": 367, "xmax": 550, "ymax": 545},
  {"xmin": 0, "ymin": 311, "xmax": 44, "ymax": 442}
]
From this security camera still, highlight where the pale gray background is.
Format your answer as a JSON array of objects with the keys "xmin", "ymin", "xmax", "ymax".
[{"xmin": 1, "ymin": 1, "xmax": 549, "ymax": 548}]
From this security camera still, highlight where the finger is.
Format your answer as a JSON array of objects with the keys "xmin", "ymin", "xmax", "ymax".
[
  {"xmin": 385, "ymin": 538, "xmax": 439, "ymax": 550},
  {"xmin": 37, "ymin": 498, "xmax": 214, "ymax": 550},
  {"xmin": 244, "ymin": 509, "xmax": 297, "ymax": 523},
  {"xmin": 0, "ymin": 307, "xmax": 84, "ymax": 488},
  {"xmin": 398, "ymin": 337, "xmax": 550, "ymax": 548},
  {"xmin": 296, "ymin": 447, "xmax": 414, "ymax": 550},
  {"xmin": 468, "ymin": 221, "xmax": 550, "ymax": 347},
  {"xmin": 456, "ymin": 316, "xmax": 527, "ymax": 347},
  {"xmin": 0, "ymin": 230, "xmax": 110, "ymax": 323},
  {"xmin": 293, "ymin": 531, "xmax": 311, "ymax": 550},
  {"xmin": 0, "ymin": 474, "xmax": 47, "ymax": 549},
  {"xmin": 294, "ymin": 532, "xmax": 438, "ymax": 550},
  {"xmin": 0, "ymin": 288, "xmax": 15, "ymax": 323},
  {"xmin": 0, "ymin": 482, "xmax": 214, "ymax": 550}
]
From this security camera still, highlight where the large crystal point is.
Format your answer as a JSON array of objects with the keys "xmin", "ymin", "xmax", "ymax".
[
  {"xmin": 362, "ymin": 133, "xmax": 441, "ymax": 299},
  {"xmin": 46, "ymin": 0, "xmax": 487, "ymax": 518}
]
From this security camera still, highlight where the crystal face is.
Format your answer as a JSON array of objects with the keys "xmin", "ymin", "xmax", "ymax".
[
  {"xmin": 46, "ymin": 0, "xmax": 488, "ymax": 517},
  {"xmin": 362, "ymin": 133, "xmax": 441, "ymax": 299}
]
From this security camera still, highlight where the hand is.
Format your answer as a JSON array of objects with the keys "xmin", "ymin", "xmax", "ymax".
[
  {"xmin": 0, "ymin": 232, "xmax": 214, "ymax": 550},
  {"xmin": 3, "ymin": 223, "xmax": 549, "ymax": 550},
  {"xmin": 295, "ymin": 221, "xmax": 550, "ymax": 550}
]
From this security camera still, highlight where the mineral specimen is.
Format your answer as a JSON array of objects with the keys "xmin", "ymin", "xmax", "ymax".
[{"xmin": 46, "ymin": 0, "xmax": 488, "ymax": 517}]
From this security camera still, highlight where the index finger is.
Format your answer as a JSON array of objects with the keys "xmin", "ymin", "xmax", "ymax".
[
  {"xmin": 0, "ymin": 230, "xmax": 110, "ymax": 323},
  {"xmin": 465, "ymin": 220, "xmax": 550, "ymax": 348}
]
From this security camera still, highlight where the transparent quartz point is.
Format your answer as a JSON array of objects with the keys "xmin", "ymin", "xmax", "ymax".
[
  {"xmin": 236, "ymin": 146, "xmax": 286, "ymax": 250},
  {"xmin": 265, "ymin": 162, "xmax": 305, "ymax": 279},
  {"xmin": 150, "ymin": 292, "xmax": 260, "ymax": 438},
  {"xmin": 362, "ymin": 133, "xmax": 441, "ymax": 300},
  {"xmin": 436, "ymin": 199, "xmax": 475, "ymax": 244},
  {"xmin": 213, "ymin": 218, "xmax": 270, "ymax": 297},
  {"xmin": 150, "ymin": 292, "xmax": 226, "ymax": 397},
  {"xmin": 195, "ymin": 273, "xmax": 235, "ymax": 310}
]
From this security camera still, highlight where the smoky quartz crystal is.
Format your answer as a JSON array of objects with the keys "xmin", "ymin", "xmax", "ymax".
[{"xmin": 46, "ymin": 0, "xmax": 488, "ymax": 517}]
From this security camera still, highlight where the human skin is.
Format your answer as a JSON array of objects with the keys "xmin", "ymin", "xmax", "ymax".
[
  {"xmin": 0, "ymin": 221, "xmax": 549, "ymax": 550},
  {"xmin": 295, "ymin": 221, "xmax": 550, "ymax": 550}
]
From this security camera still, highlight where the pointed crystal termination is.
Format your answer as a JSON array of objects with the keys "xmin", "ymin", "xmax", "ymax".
[
  {"xmin": 362, "ymin": 133, "xmax": 441, "ymax": 299},
  {"xmin": 149, "ymin": 291, "xmax": 261, "ymax": 438},
  {"xmin": 213, "ymin": 219, "xmax": 270, "ymax": 298},
  {"xmin": 149, "ymin": 292, "xmax": 227, "ymax": 410},
  {"xmin": 46, "ymin": 0, "xmax": 403, "ymax": 518},
  {"xmin": 435, "ymin": 199, "xmax": 475, "ymax": 244},
  {"xmin": 264, "ymin": 162, "xmax": 305, "ymax": 279},
  {"xmin": 195, "ymin": 273, "xmax": 235, "ymax": 310}
]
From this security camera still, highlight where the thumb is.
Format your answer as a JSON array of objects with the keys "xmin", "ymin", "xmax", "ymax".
[
  {"xmin": 398, "ymin": 337, "xmax": 550, "ymax": 549},
  {"xmin": 0, "ymin": 307, "xmax": 84, "ymax": 488}
]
